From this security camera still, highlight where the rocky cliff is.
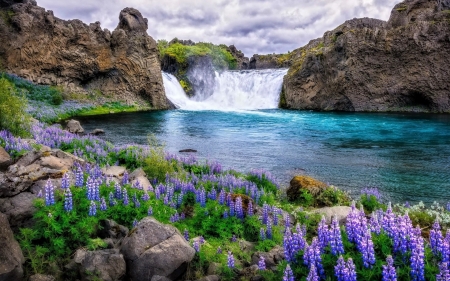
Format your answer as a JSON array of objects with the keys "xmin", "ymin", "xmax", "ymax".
[
  {"xmin": 282, "ymin": 0, "xmax": 450, "ymax": 112},
  {"xmin": 0, "ymin": 0, "xmax": 172, "ymax": 109}
]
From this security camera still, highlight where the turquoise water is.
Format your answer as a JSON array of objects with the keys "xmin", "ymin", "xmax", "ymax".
[{"xmin": 77, "ymin": 109, "xmax": 450, "ymax": 204}]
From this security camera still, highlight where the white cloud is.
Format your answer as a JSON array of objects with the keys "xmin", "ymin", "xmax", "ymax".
[{"xmin": 37, "ymin": 0, "xmax": 398, "ymax": 56}]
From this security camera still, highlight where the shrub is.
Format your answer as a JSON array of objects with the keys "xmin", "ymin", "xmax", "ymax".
[
  {"xmin": 0, "ymin": 76, "xmax": 31, "ymax": 136},
  {"xmin": 315, "ymin": 186, "xmax": 351, "ymax": 207}
]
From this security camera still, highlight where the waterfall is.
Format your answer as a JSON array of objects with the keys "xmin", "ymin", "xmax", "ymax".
[{"xmin": 162, "ymin": 69, "xmax": 288, "ymax": 111}]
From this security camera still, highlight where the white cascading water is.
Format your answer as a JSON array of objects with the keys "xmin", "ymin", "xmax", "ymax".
[{"xmin": 162, "ymin": 69, "xmax": 288, "ymax": 111}]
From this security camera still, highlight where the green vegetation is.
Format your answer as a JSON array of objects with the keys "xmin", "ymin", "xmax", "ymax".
[
  {"xmin": 74, "ymin": 102, "xmax": 141, "ymax": 116},
  {"xmin": 0, "ymin": 75, "xmax": 31, "ymax": 136},
  {"xmin": 0, "ymin": 9, "xmax": 15, "ymax": 26}
]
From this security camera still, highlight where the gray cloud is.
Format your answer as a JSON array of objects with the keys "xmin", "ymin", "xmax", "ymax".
[{"xmin": 37, "ymin": 0, "xmax": 399, "ymax": 56}]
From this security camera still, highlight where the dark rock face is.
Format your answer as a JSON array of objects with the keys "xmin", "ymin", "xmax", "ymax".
[
  {"xmin": 0, "ymin": 1, "xmax": 171, "ymax": 109},
  {"xmin": 0, "ymin": 212, "xmax": 25, "ymax": 281},
  {"xmin": 227, "ymin": 45, "xmax": 249, "ymax": 69},
  {"xmin": 282, "ymin": 0, "xmax": 450, "ymax": 112},
  {"xmin": 249, "ymin": 54, "xmax": 291, "ymax": 70}
]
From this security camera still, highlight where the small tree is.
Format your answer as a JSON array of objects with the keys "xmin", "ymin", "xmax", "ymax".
[{"xmin": 0, "ymin": 75, "xmax": 31, "ymax": 136}]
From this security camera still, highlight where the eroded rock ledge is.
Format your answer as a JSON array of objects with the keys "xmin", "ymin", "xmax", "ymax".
[
  {"xmin": 282, "ymin": 0, "xmax": 450, "ymax": 112},
  {"xmin": 0, "ymin": 0, "xmax": 172, "ymax": 109}
]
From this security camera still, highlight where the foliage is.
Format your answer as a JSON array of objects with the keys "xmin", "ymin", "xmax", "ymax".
[
  {"xmin": 360, "ymin": 194, "xmax": 386, "ymax": 213},
  {"xmin": 315, "ymin": 186, "xmax": 351, "ymax": 207},
  {"xmin": 0, "ymin": 76, "xmax": 31, "ymax": 137}
]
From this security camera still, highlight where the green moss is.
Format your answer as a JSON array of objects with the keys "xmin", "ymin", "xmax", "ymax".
[
  {"xmin": 395, "ymin": 6, "xmax": 407, "ymax": 12},
  {"xmin": 0, "ymin": 9, "xmax": 15, "ymax": 26},
  {"xmin": 75, "ymin": 102, "xmax": 144, "ymax": 117}
]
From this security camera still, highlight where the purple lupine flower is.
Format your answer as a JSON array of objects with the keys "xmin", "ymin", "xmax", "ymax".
[
  {"xmin": 45, "ymin": 179, "xmax": 55, "ymax": 206},
  {"xmin": 61, "ymin": 173, "xmax": 70, "ymax": 189},
  {"xmin": 247, "ymin": 201, "xmax": 253, "ymax": 216},
  {"xmin": 283, "ymin": 264, "xmax": 294, "ymax": 281},
  {"xmin": 227, "ymin": 251, "xmax": 235, "ymax": 268},
  {"xmin": 307, "ymin": 264, "xmax": 319, "ymax": 281},
  {"xmin": 199, "ymin": 236, "xmax": 205, "ymax": 244},
  {"xmin": 64, "ymin": 189, "xmax": 73, "ymax": 212},
  {"xmin": 122, "ymin": 171, "xmax": 129, "ymax": 185},
  {"xmin": 382, "ymin": 203, "xmax": 396, "ymax": 238},
  {"xmin": 317, "ymin": 216, "xmax": 329, "ymax": 251},
  {"xmin": 100, "ymin": 197, "xmax": 107, "ymax": 211},
  {"xmin": 304, "ymin": 237, "xmax": 325, "ymax": 277},
  {"xmin": 231, "ymin": 234, "xmax": 237, "ymax": 242},
  {"xmin": 229, "ymin": 200, "xmax": 235, "ymax": 217},
  {"xmin": 88, "ymin": 201, "xmax": 97, "ymax": 216},
  {"xmin": 284, "ymin": 213, "xmax": 291, "ymax": 229},
  {"xmin": 219, "ymin": 190, "xmax": 225, "ymax": 205},
  {"xmin": 283, "ymin": 229, "xmax": 294, "ymax": 263},
  {"xmin": 184, "ymin": 229, "xmax": 189, "ymax": 241},
  {"xmin": 393, "ymin": 214, "xmax": 412, "ymax": 254},
  {"xmin": 410, "ymin": 226, "xmax": 425, "ymax": 281},
  {"xmin": 235, "ymin": 197, "xmax": 244, "ymax": 219},
  {"xmin": 430, "ymin": 219, "xmax": 443, "ymax": 256},
  {"xmin": 75, "ymin": 166, "xmax": 84, "ymax": 187},
  {"xmin": 132, "ymin": 180, "xmax": 142, "ymax": 190},
  {"xmin": 335, "ymin": 256, "xmax": 348, "ymax": 281},
  {"xmin": 193, "ymin": 240, "xmax": 200, "ymax": 253},
  {"xmin": 262, "ymin": 203, "xmax": 269, "ymax": 225},
  {"xmin": 446, "ymin": 202, "xmax": 450, "ymax": 212},
  {"xmin": 223, "ymin": 210, "xmax": 228, "ymax": 218},
  {"xmin": 37, "ymin": 190, "xmax": 43, "ymax": 198},
  {"xmin": 329, "ymin": 215, "xmax": 344, "ymax": 255},
  {"xmin": 94, "ymin": 179, "xmax": 100, "ymax": 201},
  {"xmin": 217, "ymin": 246, "xmax": 222, "ymax": 254},
  {"xmin": 359, "ymin": 230, "xmax": 376, "ymax": 268},
  {"xmin": 273, "ymin": 209, "xmax": 279, "ymax": 226},
  {"xmin": 260, "ymin": 228, "xmax": 266, "ymax": 240},
  {"xmin": 200, "ymin": 188, "xmax": 206, "ymax": 207},
  {"xmin": 123, "ymin": 188, "xmax": 129, "ymax": 206},
  {"xmin": 437, "ymin": 262, "xmax": 450, "ymax": 281},
  {"xmin": 346, "ymin": 258, "xmax": 357, "ymax": 281},
  {"xmin": 266, "ymin": 219, "xmax": 273, "ymax": 240},
  {"xmin": 369, "ymin": 211, "xmax": 381, "ymax": 235},
  {"xmin": 132, "ymin": 218, "xmax": 138, "ymax": 228},
  {"xmin": 148, "ymin": 206, "xmax": 153, "ymax": 216},
  {"xmin": 114, "ymin": 182, "xmax": 122, "ymax": 199},
  {"xmin": 382, "ymin": 255, "xmax": 397, "ymax": 281},
  {"xmin": 346, "ymin": 202, "xmax": 359, "ymax": 243},
  {"xmin": 258, "ymin": 256, "xmax": 266, "ymax": 270},
  {"xmin": 141, "ymin": 191, "xmax": 150, "ymax": 201}
]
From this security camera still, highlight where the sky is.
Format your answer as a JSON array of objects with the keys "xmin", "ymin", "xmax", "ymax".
[{"xmin": 38, "ymin": 0, "xmax": 398, "ymax": 56}]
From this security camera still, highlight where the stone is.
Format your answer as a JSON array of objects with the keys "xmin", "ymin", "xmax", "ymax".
[
  {"xmin": 97, "ymin": 219, "xmax": 129, "ymax": 241},
  {"xmin": 14, "ymin": 150, "xmax": 40, "ymax": 167},
  {"xmin": 312, "ymin": 206, "xmax": 352, "ymax": 224},
  {"xmin": 151, "ymin": 276, "xmax": 171, "ymax": 281},
  {"xmin": 79, "ymin": 249, "xmax": 126, "ymax": 281},
  {"xmin": 0, "ymin": 147, "xmax": 11, "ymax": 171},
  {"xmin": 206, "ymin": 262, "xmax": 220, "ymax": 275},
  {"xmin": 52, "ymin": 149, "xmax": 84, "ymax": 163},
  {"xmin": 196, "ymin": 276, "xmax": 219, "ymax": 281},
  {"xmin": 129, "ymin": 168, "xmax": 146, "ymax": 180},
  {"xmin": 0, "ymin": 2, "xmax": 171, "ymax": 109},
  {"xmin": 0, "ymin": 212, "xmax": 24, "ymax": 281},
  {"xmin": 66, "ymin": 120, "xmax": 84, "ymax": 134},
  {"xmin": 90, "ymin": 129, "xmax": 105, "ymax": 135},
  {"xmin": 251, "ymin": 245, "xmax": 285, "ymax": 268},
  {"xmin": 0, "ymin": 192, "xmax": 36, "ymax": 229},
  {"xmin": 120, "ymin": 217, "xmax": 195, "ymax": 281},
  {"xmin": 179, "ymin": 149, "xmax": 197, "ymax": 153},
  {"xmin": 131, "ymin": 176, "xmax": 152, "ymax": 191},
  {"xmin": 39, "ymin": 155, "xmax": 73, "ymax": 170},
  {"xmin": 286, "ymin": 175, "xmax": 328, "ymax": 202},
  {"xmin": 102, "ymin": 166, "xmax": 126, "ymax": 178},
  {"xmin": 29, "ymin": 274, "xmax": 56, "ymax": 281},
  {"xmin": 282, "ymin": 0, "xmax": 450, "ymax": 113}
]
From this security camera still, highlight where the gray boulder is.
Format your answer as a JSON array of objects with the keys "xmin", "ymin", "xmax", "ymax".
[
  {"xmin": 0, "ymin": 192, "xmax": 36, "ymax": 230},
  {"xmin": 66, "ymin": 120, "xmax": 84, "ymax": 134},
  {"xmin": 80, "ymin": 249, "xmax": 126, "ymax": 281},
  {"xmin": 102, "ymin": 166, "xmax": 126, "ymax": 178},
  {"xmin": 121, "ymin": 217, "xmax": 195, "ymax": 281},
  {"xmin": 0, "ymin": 212, "xmax": 24, "ymax": 281},
  {"xmin": 311, "ymin": 206, "xmax": 352, "ymax": 224},
  {"xmin": 250, "ymin": 245, "xmax": 285, "ymax": 269}
]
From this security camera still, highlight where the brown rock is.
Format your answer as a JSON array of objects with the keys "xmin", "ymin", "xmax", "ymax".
[
  {"xmin": 0, "ymin": 2, "xmax": 171, "ymax": 109},
  {"xmin": 282, "ymin": 0, "xmax": 450, "ymax": 113},
  {"xmin": 40, "ymin": 155, "xmax": 73, "ymax": 170},
  {"xmin": 0, "ymin": 147, "xmax": 11, "ymax": 171},
  {"xmin": 66, "ymin": 120, "xmax": 84, "ymax": 134},
  {"xmin": 0, "ymin": 212, "xmax": 24, "ymax": 281},
  {"xmin": 0, "ymin": 192, "xmax": 37, "ymax": 229},
  {"xmin": 287, "ymin": 175, "xmax": 328, "ymax": 202}
]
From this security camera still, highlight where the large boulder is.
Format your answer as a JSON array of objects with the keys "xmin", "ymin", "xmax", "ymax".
[
  {"xmin": 286, "ymin": 175, "xmax": 327, "ymax": 202},
  {"xmin": 250, "ymin": 245, "xmax": 285, "ymax": 270},
  {"xmin": 0, "ymin": 212, "xmax": 24, "ymax": 281},
  {"xmin": 0, "ymin": 192, "xmax": 36, "ymax": 230},
  {"xmin": 120, "ymin": 217, "xmax": 195, "ymax": 281},
  {"xmin": 66, "ymin": 120, "xmax": 84, "ymax": 134},
  {"xmin": 69, "ymin": 249, "xmax": 126, "ymax": 281},
  {"xmin": 0, "ymin": 147, "xmax": 11, "ymax": 171},
  {"xmin": 311, "ymin": 206, "xmax": 352, "ymax": 224}
]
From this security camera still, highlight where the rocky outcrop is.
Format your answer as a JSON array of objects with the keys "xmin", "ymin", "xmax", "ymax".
[
  {"xmin": 282, "ymin": 0, "xmax": 450, "ymax": 112},
  {"xmin": 120, "ymin": 217, "xmax": 195, "ymax": 281},
  {"xmin": 286, "ymin": 175, "xmax": 328, "ymax": 202},
  {"xmin": 249, "ymin": 54, "xmax": 291, "ymax": 70},
  {"xmin": 65, "ymin": 120, "xmax": 84, "ymax": 134},
  {"xmin": 226, "ymin": 45, "xmax": 250, "ymax": 69},
  {"xmin": 0, "ymin": 0, "xmax": 171, "ymax": 109},
  {"xmin": 70, "ymin": 249, "xmax": 126, "ymax": 281},
  {"xmin": 0, "ymin": 147, "xmax": 11, "ymax": 171},
  {"xmin": 0, "ymin": 212, "xmax": 24, "ymax": 281}
]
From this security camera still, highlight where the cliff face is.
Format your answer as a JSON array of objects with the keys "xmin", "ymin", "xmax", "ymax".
[
  {"xmin": 282, "ymin": 0, "xmax": 450, "ymax": 112},
  {"xmin": 0, "ymin": 0, "xmax": 172, "ymax": 109}
]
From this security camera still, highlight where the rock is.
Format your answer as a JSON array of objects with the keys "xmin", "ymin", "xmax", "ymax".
[
  {"xmin": 240, "ymin": 265, "xmax": 259, "ymax": 278},
  {"xmin": 29, "ymin": 274, "xmax": 56, "ymax": 281},
  {"xmin": 131, "ymin": 176, "xmax": 152, "ymax": 191},
  {"xmin": 120, "ymin": 217, "xmax": 195, "ymax": 281},
  {"xmin": 251, "ymin": 245, "xmax": 285, "ymax": 268},
  {"xmin": 102, "ymin": 166, "xmax": 126, "ymax": 178},
  {"xmin": 129, "ymin": 168, "xmax": 146, "ymax": 180},
  {"xmin": 287, "ymin": 175, "xmax": 328, "ymax": 202},
  {"xmin": 249, "ymin": 54, "xmax": 290, "ymax": 69},
  {"xmin": 66, "ymin": 120, "xmax": 84, "ymax": 134},
  {"xmin": 312, "ymin": 206, "xmax": 352, "ymax": 224},
  {"xmin": 250, "ymin": 276, "xmax": 264, "ymax": 281},
  {"xmin": 0, "ymin": 3, "xmax": 171, "ymax": 109},
  {"xmin": 14, "ymin": 150, "xmax": 40, "ymax": 167},
  {"xmin": 39, "ymin": 155, "xmax": 73, "ymax": 170},
  {"xmin": 97, "ymin": 219, "xmax": 129, "ymax": 241},
  {"xmin": 226, "ymin": 45, "xmax": 249, "ymax": 69},
  {"xmin": 0, "ymin": 212, "xmax": 24, "ymax": 281},
  {"xmin": 0, "ymin": 192, "xmax": 36, "ymax": 230},
  {"xmin": 196, "ymin": 276, "xmax": 219, "ymax": 281},
  {"xmin": 0, "ymin": 147, "xmax": 11, "ymax": 171},
  {"xmin": 179, "ymin": 149, "xmax": 197, "ymax": 153},
  {"xmin": 52, "ymin": 149, "xmax": 84, "ymax": 164},
  {"xmin": 206, "ymin": 262, "xmax": 220, "ymax": 275},
  {"xmin": 79, "ymin": 249, "xmax": 126, "ymax": 281},
  {"xmin": 151, "ymin": 276, "xmax": 171, "ymax": 281},
  {"xmin": 282, "ymin": 0, "xmax": 450, "ymax": 113},
  {"xmin": 90, "ymin": 129, "xmax": 105, "ymax": 136}
]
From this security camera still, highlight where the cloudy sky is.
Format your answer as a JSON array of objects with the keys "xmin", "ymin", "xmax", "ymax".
[{"xmin": 38, "ymin": 0, "xmax": 398, "ymax": 56}]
